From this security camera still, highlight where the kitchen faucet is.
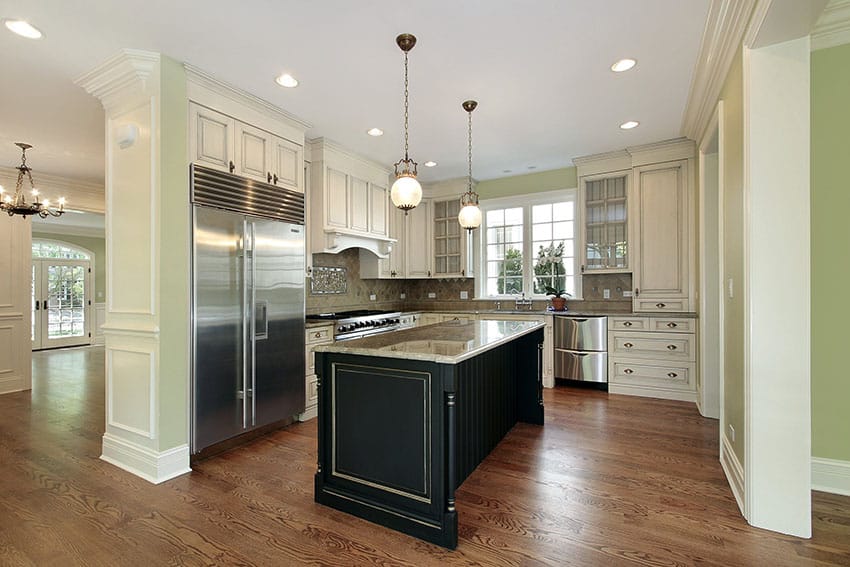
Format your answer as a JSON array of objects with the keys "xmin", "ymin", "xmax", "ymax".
[{"xmin": 514, "ymin": 292, "xmax": 533, "ymax": 310}]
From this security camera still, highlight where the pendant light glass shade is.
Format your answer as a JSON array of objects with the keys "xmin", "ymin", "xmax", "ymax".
[
  {"xmin": 391, "ymin": 173, "xmax": 422, "ymax": 211},
  {"xmin": 458, "ymin": 100, "xmax": 481, "ymax": 231},
  {"xmin": 391, "ymin": 33, "xmax": 422, "ymax": 213}
]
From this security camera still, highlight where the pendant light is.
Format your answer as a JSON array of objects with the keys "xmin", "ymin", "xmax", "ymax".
[
  {"xmin": 457, "ymin": 100, "xmax": 482, "ymax": 231},
  {"xmin": 390, "ymin": 33, "xmax": 422, "ymax": 214},
  {"xmin": 0, "ymin": 143, "xmax": 65, "ymax": 218}
]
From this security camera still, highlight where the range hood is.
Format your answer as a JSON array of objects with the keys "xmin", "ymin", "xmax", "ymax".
[{"xmin": 316, "ymin": 229, "xmax": 396, "ymax": 259}]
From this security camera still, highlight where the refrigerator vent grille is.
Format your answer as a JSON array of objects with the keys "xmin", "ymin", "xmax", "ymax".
[{"xmin": 191, "ymin": 164, "xmax": 305, "ymax": 224}]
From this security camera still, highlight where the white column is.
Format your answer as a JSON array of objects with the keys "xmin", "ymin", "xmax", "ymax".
[
  {"xmin": 77, "ymin": 50, "xmax": 191, "ymax": 483},
  {"xmin": 743, "ymin": 36, "xmax": 811, "ymax": 538},
  {"xmin": 0, "ymin": 200, "xmax": 31, "ymax": 394}
]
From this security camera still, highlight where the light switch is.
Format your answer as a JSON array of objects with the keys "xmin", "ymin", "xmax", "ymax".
[
  {"xmin": 727, "ymin": 278, "xmax": 734, "ymax": 299},
  {"xmin": 427, "ymin": 292, "xmax": 436, "ymax": 299},
  {"xmin": 603, "ymin": 289, "xmax": 610, "ymax": 299},
  {"xmin": 460, "ymin": 291, "xmax": 469, "ymax": 300},
  {"xmin": 369, "ymin": 294, "xmax": 376, "ymax": 301},
  {"xmin": 400, "ymin": 292, "xmax": 406, "ymax": 299}
]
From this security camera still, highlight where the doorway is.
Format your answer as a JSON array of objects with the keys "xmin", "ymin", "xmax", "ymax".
[{"xmin": 31, "ymin": 240, "xmax": 93, "ymax": 350}]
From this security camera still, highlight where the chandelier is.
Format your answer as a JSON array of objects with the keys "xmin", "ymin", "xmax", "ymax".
[
  {"xmin": 457, "ymin": 100, "xmax": 482, "ymax": 231},
  {"xmin": 390, "ymin": 33, "xmax": 422, "ymax": 214},
  {"xmin": 0, "ymin": 143, "xmax": 65, "ymax": 218}
]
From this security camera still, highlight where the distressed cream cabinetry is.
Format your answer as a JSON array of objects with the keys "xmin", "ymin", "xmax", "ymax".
[
  {"xmin": 360, "ymin": 201, "xmax": 430, "ymax": 279},
  {"xmin": 301, "ymin": 323, "xmax": 334, "ymax": 421},
  {"xmin": 608, "ymin": 315, "xmax": 697, "ymax": 402},
  {"xmin": 189, "ymin": 101, "xmax": 303, "ymax": 193},
  {"xmin": 578, "ymin": 170, "xmax": 631, "ymax": 272},
  {"xmin": 308, "ymin": 138, "xmax": 393, "ymax": 258}
]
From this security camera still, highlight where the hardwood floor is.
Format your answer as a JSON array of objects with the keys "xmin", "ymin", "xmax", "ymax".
[{"xmin": 1, "ymin": 346, "xmax": 848, "ymax": 566}]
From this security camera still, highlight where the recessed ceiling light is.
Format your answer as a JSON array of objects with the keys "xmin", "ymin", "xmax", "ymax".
[
  {"xmin": 274, "ymin": 73, "xmax": 298, "ymax": 88},
  {"xmin": 424, "ymin": 161, "xmax": 437, "ymax": 167},
  {"xmin": 367, "ymin": 128, "xmax": 384, "ymax": 137},
  {"xmin": 611, "ymin": 58, "xmax": 636, "ymax": 73},
  {"xmin": 4, "ymin": 19, "xmax": 43, "ymax": 39},
  {"xmin": 619, "ymin": 120, "xmax": 640, "ymax": 130}
]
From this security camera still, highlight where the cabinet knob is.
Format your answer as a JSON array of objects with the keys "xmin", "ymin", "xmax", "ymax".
[
  {"xmin": 624, "ymin": 342, "xmax": 633, "ymax": 348},
  {"xmin": 314, "ymin": 332, "xmax": 321, "ymax": 338},
  {"xmin": 666, "ymin": 322, "xmax": 677, "ymax": 328},
  {"xmin": 229, "ymin": 160, "xmax": 235, "ymax": 173},
  {"xmin": 267, "ymin": 172, "xmax": 273, "ymax": 184},
  {"xmin": 273, "ymin": 174, "xmax": 279, "ymax": 185},
  {"xmin": 624, "ymin": 368, "xmax": 634, "ymax": 374},
  {"xmin": 428, "ymin": 270, "xmax": 431, "ymax": 277},
  {"xmin": 667, "ymin": 372, "xmax": 678, "ymax": 378},
  {"xmin": 623, "ymin": 321, "xmax": 633, "ymax": 327},
  {"xmin": 656, "ymin": 303, "xmax": 666, "ymax": 308},
  {"xmin": 667, "ymin": 344, "xmax": 677, "ymax": 351}
]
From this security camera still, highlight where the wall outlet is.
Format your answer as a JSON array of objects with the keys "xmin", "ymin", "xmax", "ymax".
[
  {"xmin": 728, "ymin": 424, "xmax": 736, "ymax": 442},
  {"xmin": 623, "ymin": 290, "xmax": 633, "ymax": 298},
  {"xmin": 369, "ymin": 294, "xmax": 376, "ymax": 301},
  {"xmin": 400, "ymin": 292, "xmax": 406, "ymax": 300},
  {"xmin": 603, "ymin": 289, "xmax": 610, "ymax": 299},
  {"xmin": 427, "ymin": 292, "xmax": 436, "ymax": 299},
  {"xmin": 460, "ymin": 291, "xmax": 469, "ymax": 300}
]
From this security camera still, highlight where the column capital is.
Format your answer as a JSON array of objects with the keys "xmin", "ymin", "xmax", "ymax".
[{"xmin": 76, "ymin": 49, "xmax": 161, "ymax": 112}]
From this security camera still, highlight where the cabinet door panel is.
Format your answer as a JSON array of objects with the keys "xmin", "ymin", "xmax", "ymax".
[
  {"xmin": 370, "ymin": 183, "xmax": 388, "ymax": 236},
  {"xmin": 190, "ymin": 104, "xmax": 233, "ymax": 172},
  {"xmin": 349, "ymin": 176, "xmax": 369, "ymax": 232},
  {"xmin": 274, "ymin": 137, "xmax": 302, "ymax": 192},
  {"xmin": 326, "ymin": 168, "xmax": 348, "ymax": 228},
  {"xmin": 405, "ymin": 201, "xmax": 432, "ymax": 277},
  {"xmin": 235, "ymin": 123, "xmax": 270, "ymax": 182},
  {"xmin": 636, "ymin": 166, "xmax": 682, "ymax": 293}
]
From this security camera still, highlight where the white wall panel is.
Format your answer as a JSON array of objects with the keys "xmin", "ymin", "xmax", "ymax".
[{"xmin": 107, "ymin": 347, "xmax": 156, "ymax": 439}]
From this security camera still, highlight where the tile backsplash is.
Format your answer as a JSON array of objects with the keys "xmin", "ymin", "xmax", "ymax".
[{"xmin": 307, "ymin": 249, "xmax": 635, "ymax": 314}]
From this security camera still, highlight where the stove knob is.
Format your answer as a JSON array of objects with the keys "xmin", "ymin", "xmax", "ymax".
[{"xmin": 337, "ymin": 325, "xmax": 345, "ymax": 333}]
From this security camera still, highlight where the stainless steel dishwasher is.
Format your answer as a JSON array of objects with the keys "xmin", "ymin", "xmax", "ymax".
[{"xmin": 553, "ymin": 315, "xmax": 608, "ymax": 383}]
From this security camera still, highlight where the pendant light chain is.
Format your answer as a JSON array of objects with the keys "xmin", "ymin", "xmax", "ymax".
[
  {"xmin": 403, "ymin": 51, "xmax": 410, "ymax": 161},
  {"xmin": 467, "ymin": 109, "xmax": 473, "ymax": 191}
]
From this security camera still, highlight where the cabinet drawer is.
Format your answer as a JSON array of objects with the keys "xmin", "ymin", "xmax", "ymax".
[
  {"xmin": 306, "ymin": 326, "xmax": 333, "ymax": 344},
  {"xmin": 634, "ymin": 299, "xmax": 687, "ymax": 312},
  {"xmin": 650, "ymin": 318, "xmax": 695, "ymax": 332},
  {"xmin": 306, "ymin": 374, "xmax": 318, "ymax": 407},
  {"xmin": 609, "ymin": 317, "xmax": 649, "ymax": 331},
  {"xmin": 609, "ymin": 361, "xmax": 694, "ymax": 391},
  {"xmin": 610, "ymin": 331, "xmax": 695, "ymax": 362}
]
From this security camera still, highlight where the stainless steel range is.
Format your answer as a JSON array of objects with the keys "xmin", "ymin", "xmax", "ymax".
[{"xmin": 306, "ymin": 310, "xmax": 402, "ymax": 341}]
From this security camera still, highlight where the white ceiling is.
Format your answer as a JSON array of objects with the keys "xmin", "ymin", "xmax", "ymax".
[{"xmin": 0, "ymin": 0, "xmax": 710, "ymax": 185}]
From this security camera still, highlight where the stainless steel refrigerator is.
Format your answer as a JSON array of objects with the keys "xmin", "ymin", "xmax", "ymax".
[{"xmin": 191, "ymin": 164, "xmax": 305, "ymax": 455}]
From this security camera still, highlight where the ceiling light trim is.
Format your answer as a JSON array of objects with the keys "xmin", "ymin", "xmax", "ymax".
[{"xmin": 3, "ymin": 19, "xmax": 43, "ymax": 39}]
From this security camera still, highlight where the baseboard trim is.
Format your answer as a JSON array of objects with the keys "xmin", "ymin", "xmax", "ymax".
[
  {"xmin": 101, "ymin": 433, "xmax": 191, "ymax": 484},
  {"xmin": 720, "ymin": 433, "xmax": 745, "ymax": 515},
  {"xmin": 812, "ymin": 457, "xmax": 850, "ymax": 496},
  {"xmin": 608, "ymin": 383, "xmax": 697, "ymax": 403},
  {"xmin": 298, "ymin": 406, "xmax": 318, "ymax": 422}
]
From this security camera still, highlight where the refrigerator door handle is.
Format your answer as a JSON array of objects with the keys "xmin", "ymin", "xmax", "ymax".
[
  {"xmin": 250, "ymin": 221, "xmax": 257, "ymax": 427},
  {"xmin": 242, "ymin": 218, "xmax": 250, "ymax": 429}
]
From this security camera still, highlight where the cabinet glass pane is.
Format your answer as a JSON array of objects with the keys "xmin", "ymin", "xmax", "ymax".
[
  {"xmin": 447, "ymin": 256, "xmax": 460, "ymax": 274},
  {"xmin": 447, "ymin": 238, "xmax": 459, "ymax": 254},
  {"xmin": 447, "ymin": 200, "xmax": 460, "ymax": 216},
  {"xmin": 435, "ymin": 239, "xmax": 447, "ymax": 255},
  {"xmin": 436, "ymin": 257, "xmax": 447, "ymax": 273},
  {"xmin": 434, "ymin": 201, "xmax": 446, "ymax": 218},
  {"xmin": 583, "ymin": 175, "xmax": 628, "ymax": 270}
]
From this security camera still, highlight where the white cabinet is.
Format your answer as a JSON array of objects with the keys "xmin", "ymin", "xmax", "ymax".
[
  {"xmin": 189, "ymin": 102, "xmax": 304, "ymax": 193},
  {"xmin": 405, "ymin": 201, "xmax": 432, "ymax": 278},
  {"xmin": 579, "ymin": 171, "xmax": 630, "ymax": 272},
  {"xmin": 361, "ymin": 206, "xmax": 405, "ymax": 278},
  {"xmin": 632, "ymin": 159, "xmax": 693, "ymax": 312},
  {"xmin": 608, "ymin": 315, "xmax": 697, "ymax": 402},
  {"xmin": 301, "ymin": 323, "xmax": 334, "ymax": 421},
  {"xmin": 309, "ymin": 139, "xmax": 393, "ymax": 258}
]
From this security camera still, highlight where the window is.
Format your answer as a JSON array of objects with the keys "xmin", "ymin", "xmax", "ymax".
[
  {"xmin": 32, "ymin": 240, "xmax": 90, "ymax": 260},
  {"xmin": 479, "ymin": 190, "xmax": 578, "ymax": 298}
]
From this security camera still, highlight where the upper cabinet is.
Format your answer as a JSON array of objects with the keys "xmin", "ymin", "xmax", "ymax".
[
  {"xmin": 574, "ymin": 139, "xmax": 695, "ymax": 312},
  {"xmin": 308, "ymin": 139, "xmax": 393, "ymax": 258},
  {"xmin": 432, "ymin": 198, "xmax": 468, "ymax": 278},
  {"xmin": 188, "ymin": 101, "xmax": 304, "ymax": 193},
  {"xmin": 632, "ymin": 159, "xmax": 693, "ymax": 312}
]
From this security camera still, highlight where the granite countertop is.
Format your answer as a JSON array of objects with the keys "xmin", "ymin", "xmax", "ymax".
[
  {"xmin": 408, "ymin": 309, "xmax": 697, "ymax": 318},
  {"xmin": 314, "ymin": 319, "xmax": 545, "ymax": 364}
]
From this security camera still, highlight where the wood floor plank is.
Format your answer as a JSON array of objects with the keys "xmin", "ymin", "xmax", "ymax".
[{"xmin": 0, "ymin": 346, "xmax": 848, "ymax": 566}]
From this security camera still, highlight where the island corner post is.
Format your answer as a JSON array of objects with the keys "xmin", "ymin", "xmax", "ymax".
[{"xmin": 313, "ymin": 322, "xmax": 544, "ymax": 549}]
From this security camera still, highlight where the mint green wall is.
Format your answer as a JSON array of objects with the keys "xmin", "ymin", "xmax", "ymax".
[
  {"xmin": 720, "ymin": 46, "xmax": 746, "ymax": 465},
  {"xmin": 811, "ymin": 42, "xmax": 850, "ymax": 462},
  {"xmin": 157, "ymin": 56, "xmax": 190, "ymax": 450},
  {"xmin": 477, "ymin": 167, "xmax": 577, "ymax": 199},
  {"xmin": 32, "ymin": 232, "xmax": 106, "ymax": 302}
]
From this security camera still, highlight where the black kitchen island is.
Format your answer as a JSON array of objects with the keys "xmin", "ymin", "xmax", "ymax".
[{"xmin": 313, "ymin": 319, "xmax": 545, "ymax": 549}]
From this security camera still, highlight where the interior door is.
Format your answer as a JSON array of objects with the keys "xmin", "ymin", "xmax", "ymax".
[{"xmin": 32, "ymin": 259, "xmax": 91, "ymax": 350}]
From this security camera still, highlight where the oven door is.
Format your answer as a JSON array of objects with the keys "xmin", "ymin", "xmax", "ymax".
[{"xmin": 554, "ymin": 349, "xmax": 608, "ymax": 383}]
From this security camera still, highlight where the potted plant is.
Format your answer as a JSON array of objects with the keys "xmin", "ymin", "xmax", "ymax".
[{"xmin": 536, "ymin": 243, "xmax": 571, "ymax": 311}]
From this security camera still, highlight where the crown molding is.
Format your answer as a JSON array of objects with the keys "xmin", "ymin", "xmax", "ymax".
[
  {"xmin": 75, "ymin": 49, "xmax": 160, "ymax": 111},
  {"xmin": 681, "ymin": 0, "xmax": 757, "ymax": 143},
  {"xmin": 813, "ymin": 0, "xmax": 850, "ymax": 50},
  {"xmin": 185, "ymin": 64, "xmax": 312, "ymax": 132},
  {"xmin": 627, "ymin": 137, "xmax": 696, "ymax": 166}
]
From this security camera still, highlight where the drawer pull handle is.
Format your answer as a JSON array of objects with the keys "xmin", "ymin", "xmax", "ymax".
[
  {"xmin": 623, "ymin": 321, "xmax": 633, "ymax": 327},
  {"xmin": 667, "ymin": 344, "xmax": 677, "ymax": 351},
  {"xmin": 624, "ymin": 342, "xmax": 633, "ymax": 348},
  {"xmin": 656, "ymin": 303, "xmax": 666, "ymax": 308},
  {"xmin": 624, "ymin": 368, "xmax": 634, "ymax": 374},
  {"xmin": 314, "ymin": 332, "xmax": 322, "ymax": 338},
  {"xmin": 667, "ymin": 372, "xmax": 678, "ymax": 378},
  {"xmin": 666, "ymin": 322, "xmax": 678, "ymax": 328}
]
